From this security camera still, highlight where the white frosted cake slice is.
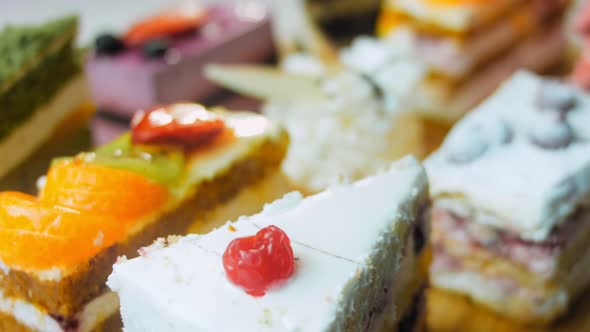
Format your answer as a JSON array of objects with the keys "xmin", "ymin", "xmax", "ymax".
[
  {"xmin": 108, "ymin": 156, "xmax": 429, "ymax": 332},
  {"xmin": 426, "ymin": 71, "xmax": 590, "ymax": 324}
]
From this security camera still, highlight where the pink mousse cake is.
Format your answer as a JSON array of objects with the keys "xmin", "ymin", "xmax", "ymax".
[{"xmin": 85, "ymin": 2, "xmax": 273, "ymax": 118}]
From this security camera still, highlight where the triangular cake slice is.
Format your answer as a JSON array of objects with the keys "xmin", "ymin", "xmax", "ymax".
[{"xmin": 108, "ymin": 156, "xmax": 429, "ymax": 331}]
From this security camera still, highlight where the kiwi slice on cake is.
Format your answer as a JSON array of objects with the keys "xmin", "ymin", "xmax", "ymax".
[{"xmin": 80, "ymin": 134, "xmax": 185, "ymax": 186}]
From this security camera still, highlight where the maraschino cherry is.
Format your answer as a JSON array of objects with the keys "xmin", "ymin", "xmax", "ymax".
[{"xmin": 223, "ymin": 226, "xmax": 295, "ymax": 297}]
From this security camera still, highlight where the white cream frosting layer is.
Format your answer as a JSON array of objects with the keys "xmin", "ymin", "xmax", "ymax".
[
  {"xmin": 108, "ymin": 157, "xmax": 428, "ymax": 332},
  {"xmin": 427, "ymin": 71, "xmax": 590, "ymax": 241},
  {"xmin": 0, "ymin": 74, "xmax": 88, "ymax": 181},
  {"xmin": 271, "ymin": 36, "xmax": 427, "ymax": 192},
  {"xmin": 0, "ymin": 290, "xmax": 118, "ymax": 332}
]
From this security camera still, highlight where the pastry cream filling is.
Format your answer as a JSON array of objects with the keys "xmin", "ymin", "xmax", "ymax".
[
  {"xmin": 0, "ymin": 75, "xmax": 88, "ymax": 180},
  {"xmin": 410, "ymin": 22, "xmax": 565, "ymax": 120},
  {"xmin": 396, "ymin": 1, "xmax": 552, "ymax": 78},
  {"xmin": 432, "ymin": 238, "xmax": 590, "ymax": 323},
  {"xmin": 0, "ymin": 290, "xmax": 118, "ymax": 332}
]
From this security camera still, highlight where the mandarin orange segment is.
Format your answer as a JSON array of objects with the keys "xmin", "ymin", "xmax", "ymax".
[
  {"xmin": 40, "ymin": 160, "xmax": 169, "ymax": 224},
  {"xmin": 0, "ymin": 192, "xmax": 126, "ymax": 270}
]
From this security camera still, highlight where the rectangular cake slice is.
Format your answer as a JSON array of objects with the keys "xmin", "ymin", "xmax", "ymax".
[
  {"xmin": 0, "ymin": 16, "xmax": 91, "ymax": 192},
  {"xmin": 426, "ymin": 71, "xmax": 590, "ymax": 324},
  {"xmin": 108, "ymin": 156, "xmax": 430, "ymax": 332},
  {"xmin": 0, "ymin": 104, "xmax": 288, "ymax": 332},
  {"xmin": 377, "ymin": 0, "xmax": 569, "ymax": 121},
  {"xmin": 85, "ymin": 3, "xmax": 274, "ymax": 118}
]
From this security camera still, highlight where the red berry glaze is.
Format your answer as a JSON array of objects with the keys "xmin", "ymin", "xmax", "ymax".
[
  {"xmin": 125, "ymin": 9, "xmax": 208, "ymax": 46},
  {"xmin": 223, "ymin": 226, "xmax": 295, "ymax": 297},
  {"xmin": 131, "ymin": 103, "xmax": 225, "ymax": 149}
]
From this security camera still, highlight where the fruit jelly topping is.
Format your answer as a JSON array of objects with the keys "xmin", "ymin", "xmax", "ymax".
[
  {"xmin": 131, "ymin": 103, "xmax": 226, "ymax": 150},
  {"xmin": 223, "ymin": 225, "xmax": 295, "ymax": 297},
  {"xmin": 124, "ymin": 9, "xmax": 208, "ymax": 47}
]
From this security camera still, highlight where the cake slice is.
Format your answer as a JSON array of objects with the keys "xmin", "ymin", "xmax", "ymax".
[
  {"xmin": 426, "ymin": 71, "xmax": 590, "ymax": 324},
  {"xmin": 205, "ymin": 40, "xmax": 428, "ymax": 193},
  {"xmin": 0, "ymin": 16, "xmax": 91, "ymax": 193},
  {"xmin": 376, "ymin": 0, "xmax": 569, "ymax": 121},
  {"xmin": 0, "ymin": 103, "xmax": 288, "ymax": 331},
  {"xmin": 108, "ymin": 156, "xmax": 430, "ymax": 332},
  {"xmin": 85, "ymin": 3, "xmax": 273, "ymax": 118}
]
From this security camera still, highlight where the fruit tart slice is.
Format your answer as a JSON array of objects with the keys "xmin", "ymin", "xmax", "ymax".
[{"xmin": 0, "ymin": 103, "xmax": 288, "ymax": 332}]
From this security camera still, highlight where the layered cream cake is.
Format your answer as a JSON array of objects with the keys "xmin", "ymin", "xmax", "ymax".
[
  {"xmin": 108, "ymin": 156, "xmax": 430, "ymax": 331},
  {"xmin": 426, "ymin": 71, "xmax": 590, "ymax": 324},
  {"xmin": 206, "ymin": 39, "xmax": 428, "ymax": 193},
  {"xmin": 378, "ymin": 0, "xmax": 569, "ymax": 121},
  {"xmin": 0, "ymin": 16, "xmax": 91, "ymax": 193},
  {"xmin": 0, "ymin": 104, "xmax": 288, "ymax": 331}
]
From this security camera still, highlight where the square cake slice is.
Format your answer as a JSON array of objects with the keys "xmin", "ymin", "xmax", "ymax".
[
  {"xmin": 426, "ymin": 71, "xmax": 590, "ymax": 324},
  {"xmin": 108, "ymin": 156, "xmax": 430, "ymax": 332}
]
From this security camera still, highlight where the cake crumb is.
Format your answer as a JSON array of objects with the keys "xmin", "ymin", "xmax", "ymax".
[
  {"xmin": 116, "ymin": 256, "xmax": 128, "ymax": 264},
  {"xmin": 167, "ymin": 235, "xmax": 182, "ymax": 245},
  {"xmin": 228, "ymin": 225, "xmax": 237, "ymax": 232},
  {"xmin": 93, "ymin": 231, "xmax": 104, "ymax": 247},
  {"xmin": 258, "ymin": 308, "xmax": 273, "ymax": 326}
]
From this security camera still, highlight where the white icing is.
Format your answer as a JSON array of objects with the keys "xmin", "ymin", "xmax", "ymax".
[
  {"xmin": 0, "ymin": 290, "xmax": 118, "ymax": 332},
  {"xmin": 180, "ymin": 111, "xmax": 282, "ymax": 197},
  {"xmin": 427, "ymin": 71, "xmax": 590, "ymax": 241},
  {"xmin": 108, "ymin": 157, "xmax": 428, "ymax": 331},
  {"xmin": 0, "ymin": 75, "xmax": 88, "ymax": 180},
  {"xmin": 269, "ymin": 38, "xmax": 427, "ymax": 192},
  {"xmin": 267, "ymin": 15, "xmax": 563, "ymax": 191}
]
